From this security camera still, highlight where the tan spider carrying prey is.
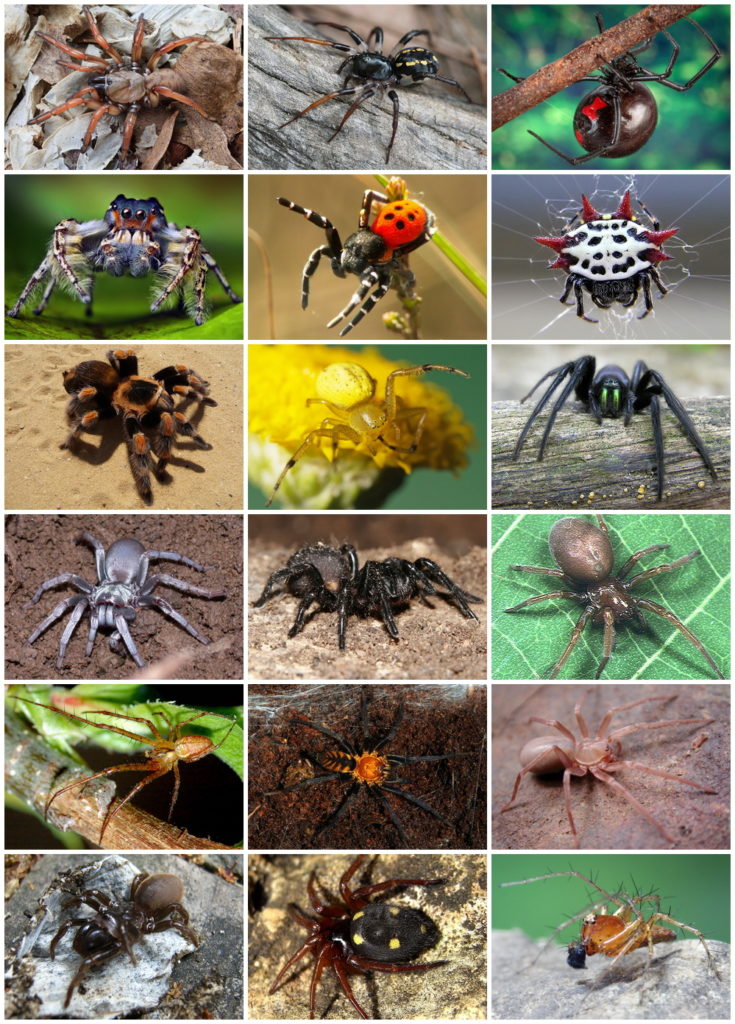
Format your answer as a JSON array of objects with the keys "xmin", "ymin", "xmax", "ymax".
[
  {"xmin": 499, "ymin": 691, "xmax": 716, "ymax": 846},
  {"xmin": 500, "ymin": 871, "xmax": 719, "ymax": 979}
]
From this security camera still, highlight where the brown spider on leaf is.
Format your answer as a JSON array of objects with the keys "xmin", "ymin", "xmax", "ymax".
[{"xmin": 27, "ymin": 6, "xmax": 219, "ymax": 166}]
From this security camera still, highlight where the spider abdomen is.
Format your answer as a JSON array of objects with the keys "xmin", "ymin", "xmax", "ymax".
[
  {"xmin": 563, "ymin": 218, "xmax": 662, "ymax": 281},
  {"xmin": 349, "ymin": 903, "xmax": 439, "ymax": 963},
  {"xmin": 574, "ymin": 82, "xmax": 658, "ymax": 157}
]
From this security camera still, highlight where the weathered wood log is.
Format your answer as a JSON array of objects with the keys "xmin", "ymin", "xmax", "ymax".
[
  {"xmin": 492, "ymin": 397, "xmax": 730, "ymax": 509},
  {"xmin": 249, "ymin": 5, "xmax": 487, "ymax": 170}
]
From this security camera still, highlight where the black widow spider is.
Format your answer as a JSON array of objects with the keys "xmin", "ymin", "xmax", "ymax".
[
  {"xmin": 270, "ymin": 687, "xmax": 475, "ymax": 846},
  {"xmin": 513, "ymin": 355, "xmax": 718, "ymax": 502},
  {"xmin": 265, "ymin": 21, "xmax": 472, "ymax": 162},
  {"xmin": 497, "ymin": 12, "xmax": 720, "ymax": 164}
]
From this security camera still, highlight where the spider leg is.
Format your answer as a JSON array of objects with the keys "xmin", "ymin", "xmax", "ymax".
[
  {"xmin": 605, "ymin": 757, "xmax": 715, "ymax": 793},
  {"xmin": 266, "ymin": 424, "xmax": 362, "ymax": 507},
  {"xmin": 331, "ymin": 957, "xmax": 369, "ymax": 1019},
  {"xmin": 121, "ymin": 413, "xmax": 154, "ymax": 503},
  {"xmin": 50, "ymin": 917, "xmax": 95, "ymax": 958},
  {"xmin": 645, "ymin": 911, "xmax": 718, "ymax": 975},
  {"xmin": 277, "ymin": 85, "xmax": 369, "ymax": 131},
  {"xmin": 82, "ymin": 102, "xmax": 120, "ymax": 151},
  {"xmin": 337, "ymin": 277, "xmax": 390, "ymax": 336},
  {"xmin": 371, "ymin": 786, "xmax": 409, "ymax": 845},
  {"xmin": 53, "ymin": 600, "xmax": 88, "ymax": 668},
  {"xmin": 31, "ymin": 275, "xmax": 58, "ymax": 316},
  {"xmin": 379, "ymin": 783, "xmax": 449, "ymax": 825},
  {"xmin": 325, "ymin": 269, "xmax": 384, "ymax": 332},
  {"xmin": 150, "ymin": 85, "xmax": 214, "ymax": 120},
  {"xmin": 62, "ymin": 944, "xmax": 126, "ymax": 1009},
  {"xmin": 199, "ymin": 247, "xmax": 241, "ymax": 303},
  {"xmin": 373, "ymin": 699, "xmax": 405, "ymax": 750},
  {"xmin": 26, "ymin": 594, "xmax": 87, "ymax": 645},
  {"xmin": 326, "ymin": 86, "xmax": 379, "ymax": 145},
  {"xmin": 615, "ymin": 543, "xmax": 671, "ymax": 580},
  {"xmin": 265, "ymin": 32, "xmax": 358, "ymax": 54},
  {"xmin": 142, "ymin": 572, "xmax": 225, "ymax": 599},
  {"xmin": 80, "ymin": 4, "xmax": 124, "ymax": 62},
  {"xmin": 548, "ymin": 606, "xmax": 595, "ymax": 679},
  {"xmin": 145, "ymin": 35, "xmax": 208, "ymax": 71},
  {"xmin": 119, "ymin": 104, "xmax": 140, "ymax": 166},
  {"xmin": 501, "ymin": 742, "xmax": 581, "ymax": 811},
  {"xmin": 33, "ymin": 29, "xmax": 109, "ymax": 68},
  {"xmin": 8, "ymin": 256, "xmax": 53, "ymax": 317},
  {"xmin": 150, "ymin": 227, "xmax": 203, "ymax": 316},
  {"xmin": 590, "ymin": 766, "xmax": 676, "ymax": 843},
  {"xmin": 514, "ymin": 357, "xmax": 593, "ymax": 460},
  {"xmin": 253, "ymin": 567, "xmax": 297, "ymax": 605},
  {"xmin": 313, "ymin": 782, "xmax": 360, "ymax": 839},
  {"xmin": 429, "ymin": 73, "xmax": 473, "ymax": 103},
  {"xmin": 138, "ymin": 593, "xmax": 212, "ymax": 644},
  {"xmin": 504, "ymin": 588, "xmax": 580, "ymax": 612},
  {"xmin": 412, "ymin": 558, "xmax": 483, "ymax": 616},
  {"xmin": 638, "ymin": 17, "xmax": 720, "ymax": 91},
  {"xmin": 574, "ymin": 280, "xmax": 598, "ymax": 322},
  {"xmin": 291, "ymin": 716, "xmax": 355, "ymax": 753},
  {"xmin": 24, "ymin": 573, "xmax": 93, "ymax": 606},
  {"xmin": 633, "ymin": 597, "xmax": 724, "ymax": 678},
  {"xmin": 114, "ymin": 614, "xmax": 145, "ymax": 666},
  {"xmin": 357, "ymin": 562, "xmax": 400, "ymax": 639},
  {"xmin": 98, "ymin": 764, "xmax": 173, "ymax": 839},
  {"xmin": 624, "ymin": 548, "xmax": 700, "ymax": 587},
  {"xmin": 595, "ymin": 606, "xmax": 616, "ymax": 679},
  {"xmin": 27, "ymin": 85, "xmax": 102, "ymax": 125}
]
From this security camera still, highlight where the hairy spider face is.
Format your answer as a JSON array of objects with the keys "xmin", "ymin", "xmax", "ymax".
[{"xmin": 61, "ymin": 348, "xmax": 217, "ymax": 503}]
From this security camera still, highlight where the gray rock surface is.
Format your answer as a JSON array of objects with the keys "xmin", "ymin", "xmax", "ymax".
[{"xmin": 492, "ymin": 930, "xmax": 729, "ymax": 1019}]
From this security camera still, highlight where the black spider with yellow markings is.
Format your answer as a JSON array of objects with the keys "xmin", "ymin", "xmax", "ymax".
[
  {"xmin": 276, "ymin": 688, "xmax": 473, "ymax": 846},
  {"xmin": 268, "ymin": 854, "xmax": 447, "ymax": 1020}
]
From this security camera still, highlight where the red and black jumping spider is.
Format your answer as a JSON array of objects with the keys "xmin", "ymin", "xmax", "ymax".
[
  {"xmin": 27, "ymin": 6, "xmax": 217, "ymax": 167},
  {"xmin": 498, "ymin": 12, "xmax": 720, "ymax": 165},
  {"xmin": 61, "ymin": 349, "xmax": 217, "ymax": 503},
  {"xmin": 266, "ymin": 21, "xmax": 472, "ymax": 162},
  {"xmin": 268, "ymin": 855, "xmax": 447, "ymax": 1019},
  {"xmin": 8, "ymin": 194, "xmax": 242, "ymax": 325},
  {"xmin": 270, "ymin": 687, "xmax": 474, "ymax": 847},
  {"xmin": 278, "ymin": 188, "xmax": 435, "ymax": 336}
]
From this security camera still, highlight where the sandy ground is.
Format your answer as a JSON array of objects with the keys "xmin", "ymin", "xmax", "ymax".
[
  {"xmin": 4, "ymin": 344, "xmax": 243, "ymax": 510},
  {"xmin": 5, "ymin": 514, "xmax": 243, "ymax": 680}
]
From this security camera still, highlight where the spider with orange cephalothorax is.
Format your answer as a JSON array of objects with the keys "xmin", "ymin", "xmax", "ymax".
[
  {"xmin": 9, "ymin": 695, "xmax": 237, "ymax": 842},
  {"xmin": 500, "ymin": 870, "xmax": 719, "ymax": 978},
  {"xmin": 27, "ymin": 6, "xmax": 216, "ymax": 167},
  {"xmin": 266, "ymin": 360, "xmax": 469, "ymax": 506},
  {"xmin": 499, "ymin": 691, "xmax": 716, "ymax": 847}
]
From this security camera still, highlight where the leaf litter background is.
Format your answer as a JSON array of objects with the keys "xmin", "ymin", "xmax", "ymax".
[{"xmin": 492, "ymin": 514, "xmax": 730, "ymax": 680}]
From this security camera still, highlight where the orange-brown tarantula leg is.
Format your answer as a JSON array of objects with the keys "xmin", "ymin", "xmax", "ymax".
[
  {"xmin": 81, "ymin": 4, "xmax": 125, "ymax": 63},
  {"xmin": 124, "ymin": 423, "xmax": 154, "ymax": 503},
  {"xmin": 130, "ymin": 12, "xmax": 146, "ymax": 64},
  {"xmin": 151, "ymin": 87, "xmax": 215, "ymax": 121},
  {"xmin": 146, "ymin": 37, "xmax": 208, "ymax": 71},
  {"xmin": 33, "ymin": 29, "xmax": 109, "ymax": 68},
  {"xmin": 28, "ymin": 87, "xmax": 101, "ymax": 125}
]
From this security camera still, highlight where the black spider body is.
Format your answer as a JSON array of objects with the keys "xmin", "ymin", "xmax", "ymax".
[
  {"xmin": 535, "ymin": 190, "xmax": 677, "ymax": 321},
  {"xmin": 253, "ymin": 542, "xmax": 482, "ymax": 649},
  {"xmin": 513, "ymin": 354, "xmax": 718, "ymax": 501},
  {"xmin": 349, "ymin": 903, "xmax": 439, "ymax": 962},
  {"xmin": 266, "ymin": 21, "xmax": 472, "ymax": 161},
  {"xmin": 498, "ymin": 12, "xmax": 720, "ymax": 165}
]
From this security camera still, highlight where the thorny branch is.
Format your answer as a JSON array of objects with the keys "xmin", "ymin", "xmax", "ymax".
[{"xmin": 492, "ymin": 4, "xmax": 705, "ymax": 130}]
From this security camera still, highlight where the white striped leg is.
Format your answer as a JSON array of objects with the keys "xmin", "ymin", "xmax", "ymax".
[
  {"xmin": 8, "ymin": 257, "xmax": 52, "ymax": 317},
  {"xmin": 301, "ymin": 245, "xmax": 333, "ymax": 309}
]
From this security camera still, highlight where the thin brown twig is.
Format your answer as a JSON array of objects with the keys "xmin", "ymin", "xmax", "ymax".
[{"xmin": 492, "ymin": 4, "xmax": 704, "ymax": 130}]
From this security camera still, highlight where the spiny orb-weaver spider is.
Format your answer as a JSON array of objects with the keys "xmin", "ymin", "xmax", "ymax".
[
  {"xmin": 266, "ymin": 361, "xmax": 469, "ymax": 505},
  {"xmin": 27, "ymin": 5, "xmax": 215, "ymax": 167},
  {"xmin": 500, "ymin": 870, "xmax": 719, "ymax": 978},
  {"xmin": 499, "ymin": 691, "xmax": 716, "ymax": 846},
  {"xmin": 278, "ymin": 188, "xmax": 436, "ymax": 336},
  {"xmin": 8, "ymin": 194, "xmax": 242, "ymax": 325}
]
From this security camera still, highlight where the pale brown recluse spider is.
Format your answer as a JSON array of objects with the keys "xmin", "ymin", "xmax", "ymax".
[
  {"xmin": 500, "ymin": 691, "xmax": 716, "ymax": 846},
  {"xmin": 10, "ymin": 695, "xmax": 237, "ymax": 841},
  {"xmin": 500, "ymin": 871, "xmax": 719, "ymax": 979}
]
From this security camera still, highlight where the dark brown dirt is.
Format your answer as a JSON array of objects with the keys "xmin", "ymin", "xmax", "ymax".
[
  {"xmin": 248, "ymin": 515, "xmax": 487, "ymax": 680},
  {"xmin": 492, "ymin": 683, "xmax": 730, "ymax": 850},
  {"xmin": 248, "ymin": 684, "xmax": 486, "ymax": 850},
  {"xmin": 5, "ymin": 514, "xmax": 243, "ymax": 680}
]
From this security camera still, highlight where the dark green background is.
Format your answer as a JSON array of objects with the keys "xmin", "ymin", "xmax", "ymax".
[
  {"xmin": 5, "ymin": 175, "xmax": 243, "ymax": 339},
  {"xmin": 493, "ymin": 5, "xmax": 729, "ymax": 170},
  {"xmin": 248, "ymin": 343, "xmax": 487, "ymax": 510},
  {"xmin": 493, "ymin": 853, "xmax": 730, "ymax": 942}
]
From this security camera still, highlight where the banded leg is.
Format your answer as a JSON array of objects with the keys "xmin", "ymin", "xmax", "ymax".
[
  {"xmin": 201, "ymin": 248, "xmax": 242, "ymax": 303},
  {"xmin": 8, "ymin": 257, "xmax": 52, "ymax": 317},
  {"xmin": 123, "ymin": 415, "xmax": 154, "ymax": 502}
]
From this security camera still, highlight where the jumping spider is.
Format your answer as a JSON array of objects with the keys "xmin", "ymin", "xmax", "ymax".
[
  {"xmin": 8, "ymin": 194, "xmax": 242, "ymax": 325},
  {"xmin": 254, "ymin": 542, "xmax": 482, "ymax": 649},
  {"xmin": 48, "ymin": 870, "xmax": 198, "ymax": 1009},
  {"xmin": 27, "ymin": 6, "xmax": 216, "ymax": 167},
  {"xmin": 61, "ymin": 348, "xmax": 217, "ymax": 503}
]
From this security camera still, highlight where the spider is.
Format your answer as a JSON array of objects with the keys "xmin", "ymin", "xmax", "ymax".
[
  {"xmin": 270, "ymin": 687, "xmax": 473, "ymax": 846},
  {"xmin": 47, "ymin": 870, "xmax": 198, "ymax": 1008},
  {"xmin": 8, "ymin": 193, "xmax": 242, "ymax": 325},
  {"xmin": 268, "ymin": 854, "xmax": 447, "ymax": 1019},
  {"xmin": 503, "ymin": 515, "xmax": 724, "ymax": 680},
  {"xmin": 499, "ymin": 690, "xmax": 716, "ymax": 847},
  {"xmin": 253, "ymin": 541, "xmax": 482, "ymax": 649},
  {"xmin": 500, "ymin": 870, "xmax": 718, "ymax": 977},
  {"xmin": 266, "ymin": 361, "xmax": 469, "ymax": 506},
  {"xmin": 61, "ymin": 348, "xmax": 217, "ymax": 503},
  {"xmin": 534, "ymin": 190, "xmax": 678, "ymax": 321},
  {"xmin": 10, "ymin": 695, "xmax": 236, "ymax": 843},
  {"xmin": 265, "ymin": 21, "xmax": 472, "ymax": 162},
  {"xmin": 24, "ymin": 530, "xmax": 226, "ymax": 669},
  {"xmin": 512, "ymin": 354, "xmax": 718, "ymax": 502},
  {"xmin": 278, "ymin": 189, "xmax": 435, "ymax": 336},
  {"xmin": 27, "ymin": 6, "xmax": 215, "ymax": 167},
  {"xmin": 497, "ymin": 12, "xmax": 720, "ymax": 165}
]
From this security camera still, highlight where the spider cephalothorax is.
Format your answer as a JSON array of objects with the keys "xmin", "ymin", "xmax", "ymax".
[
  {"xmin": 278, "ymin": 188, "xmax": 435, "ymax": 337},
  {"xmin": 535, "ymin": 190, "xmax": 678, "ymax": 321},
  {"xmin": 253, "ymin": 542, "xmax": 482, "ymax": 649},
  {"xmin": 266, "ymin": 21, "xmax": 472, "ymax": 161},
  {"xmin": 8, "ymin": 194, "xmax": 241, "ymax": 325},
  {"xmin": 28, "ymin": 6, "xmax": 217, "ymax": 167},
  {"xmin": 62, "ymin": 348, "xmax": 216, "ymax": 503},
  {"xmin": 498, "ymin": 12, "xmax": 720, "ymax": 165}
]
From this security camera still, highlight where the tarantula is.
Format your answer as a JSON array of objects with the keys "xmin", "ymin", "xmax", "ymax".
[
  {"xmin": 253, "ymin": 542, "xmax": 482, "ymax": 649},
  {"xmin": 27, "ymin": 6, "xmax": 215, "ymax": 167},
  {"xmin": 61, "ymin": 348, "xmax": 216, "ymax": 503},
  {"xmin": 24, "ymin": 530, "xmax": 226, "ymax": 669},
  {"xmin": 8, "ymin": 194, "xmax": 242, "ymax": 325},
  {"xmin": 48, "ymin": 871, "xmax": 198, "ymax": 1008}
]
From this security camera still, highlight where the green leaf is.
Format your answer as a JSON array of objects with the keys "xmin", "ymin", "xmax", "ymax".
[{"xmin": 492, "ymin": 514, "xmax": 730, "ymax": 680}]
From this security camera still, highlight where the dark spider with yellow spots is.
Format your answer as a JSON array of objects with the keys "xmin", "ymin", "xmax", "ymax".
[
  {"xmin": 268, "ymin": 854, "xmax": 447, "ymax": 1019},
  {"xmin": 273, "ymin": 687, "xmax": 473, "ymax": 846}
]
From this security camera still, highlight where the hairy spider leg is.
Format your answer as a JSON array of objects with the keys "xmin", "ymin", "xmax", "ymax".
[
  {"xmin": 327, "ymin": 267, "xmax": 390, "ymax": 335},
  {"xmin": 410, "ymin": 558, "xmax": 483, "ymax": 618},
  {"xmin": 513, "ymin": 357, "xmax": 595, "ymax": 459}
]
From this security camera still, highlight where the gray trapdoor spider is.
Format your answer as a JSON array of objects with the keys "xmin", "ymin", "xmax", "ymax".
[{"xmin": 24, "ymin": 531, "xmax": 226, "ymax": 668}]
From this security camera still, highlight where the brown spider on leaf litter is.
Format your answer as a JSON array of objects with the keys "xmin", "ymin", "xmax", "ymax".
[{"xmin": 499, "ymin": 691, "xmax": 717, "ymax": 846}]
